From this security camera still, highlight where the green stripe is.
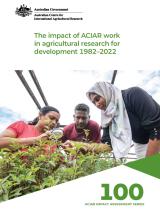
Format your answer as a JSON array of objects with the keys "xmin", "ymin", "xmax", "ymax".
[{"xmin": 125, "ymin": 154, "xmax": 160, "ymax": 179}]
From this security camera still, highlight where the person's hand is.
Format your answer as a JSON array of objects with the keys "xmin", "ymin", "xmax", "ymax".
[
  {"xmin": 146, "ymin": 139, "xmax": 160, "ymax": 156},
  {"xmin": 36, "ymin": 131, "xmax": 52, "ymax": 141},
  {"xmin": 61, "ymin": 140, "xmax": 75, "ymax": 149},
  {"xmin": 61, "ymin": 140, "xmax": 88, "ymax": 154}
]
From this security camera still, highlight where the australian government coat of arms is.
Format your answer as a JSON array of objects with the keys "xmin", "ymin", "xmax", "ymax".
[{"xmin": 15, "ymin": 4, "xmax": 32, "ymax": 17}]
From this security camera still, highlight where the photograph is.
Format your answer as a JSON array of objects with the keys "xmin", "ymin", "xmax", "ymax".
[{"xmin": 0, "ymin": 70, "xmax": 160, "ymax": 202}]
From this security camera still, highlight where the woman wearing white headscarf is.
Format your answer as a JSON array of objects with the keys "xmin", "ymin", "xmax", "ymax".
[{"xmin": 86, "ymin": 82, "xmax": 160, "ymax": 159}]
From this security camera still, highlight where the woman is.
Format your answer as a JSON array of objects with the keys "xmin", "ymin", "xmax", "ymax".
[
  {"xmin": 86, "ymin": 82, "xmax": 160, "ymax": 159},
  {"xmin": 0, "ymin": 106, "xmax": 60, "ymax": 148}
]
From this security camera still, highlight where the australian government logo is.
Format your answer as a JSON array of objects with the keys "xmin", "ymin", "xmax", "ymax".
[
  {"xmin": 15, "ymin": 5, "xmax": 83, "ymax": 21},
  {"xmin": 15, "ymin": 4, "xmax": 32, "ymax": 17}
]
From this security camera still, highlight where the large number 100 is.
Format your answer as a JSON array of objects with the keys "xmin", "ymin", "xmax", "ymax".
[{"xmin": 101, "ymin": 183, "xmax": 143, "ymax": 200}]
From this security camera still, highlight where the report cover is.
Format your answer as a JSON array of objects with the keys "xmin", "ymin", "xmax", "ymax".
[{"xmin": 0, "ymin": 0, "xmax": 160, "ymax": 209}]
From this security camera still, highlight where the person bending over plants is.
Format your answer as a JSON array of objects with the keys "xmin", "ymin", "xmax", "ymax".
[
  {"xmin": 86, "ymin": 82, "xmax": 160, "ymax": 159},
  {"xmin": 0, "ymin": 106, "xmax": 60, "ymax": 148}
]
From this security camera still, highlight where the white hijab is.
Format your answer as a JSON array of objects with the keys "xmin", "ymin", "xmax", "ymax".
[{"xmin": 86, "ymin": 82, "xmax": 132, "ymax": 158}]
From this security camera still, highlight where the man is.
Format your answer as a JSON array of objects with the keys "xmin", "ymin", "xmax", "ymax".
[{"xmin": 62, "ymin": 103, "xmax": 101, "ymax": 143}]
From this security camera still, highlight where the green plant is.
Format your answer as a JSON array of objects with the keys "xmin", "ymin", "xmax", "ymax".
[{"xmin": 0, "ymin": 140, "xmax": 124, "ymax": 202}]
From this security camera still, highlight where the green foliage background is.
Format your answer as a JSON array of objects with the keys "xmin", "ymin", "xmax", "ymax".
[{"xmin": 0, "ymin": 141, "xmax": 122, "ymax": 202}]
